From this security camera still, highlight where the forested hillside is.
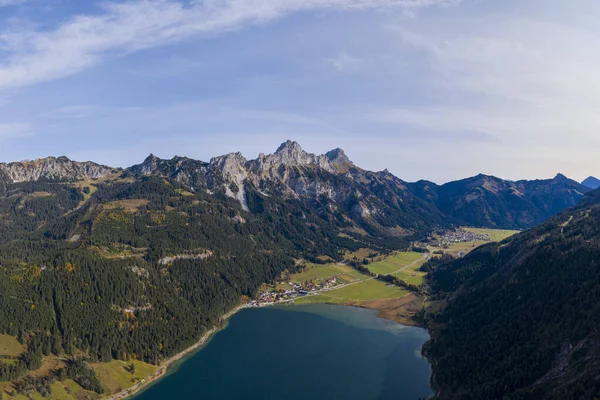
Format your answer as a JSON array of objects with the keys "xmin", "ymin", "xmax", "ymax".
[{"xmin": 424, "ymin": 189, "xmax": 600, "ymax": 400}]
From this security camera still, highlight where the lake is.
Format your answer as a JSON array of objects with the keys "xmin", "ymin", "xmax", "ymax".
[{"xmin": 134, "ymin": 304, "xmax": 433, "ymax": 400}]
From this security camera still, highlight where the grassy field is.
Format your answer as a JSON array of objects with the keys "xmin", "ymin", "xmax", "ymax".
[
  {"xmin": 343, "ymin": 248, "xmax": 379, "ymax": 261},
  {"xmin": 49, "ymin": 382, "xmax": 74, "ymax": 400},
  {"xmin": 393, "ymin": 261, "xmax": 428, "ymax": 285},
  {"xmin": 0, "ymin": 334, "xmax": 25, "ymax": 357},
  {"xmin": 92, "ymin": 360, "xmax": 158, "ymax": 395},
  {"xmin": 295, "ymin": 278, "xmax": 407, "ymax": 304},
  {"xmin": 0, "ymin": 359, "xmax": 156, "ymax": 400},
  {"xmin": 291, "ymin": 263, "xmax": 367, "ymax": 284},
  {"xmin": 366, "ymin": 252, "xmax": 424, "ymax": 275}
]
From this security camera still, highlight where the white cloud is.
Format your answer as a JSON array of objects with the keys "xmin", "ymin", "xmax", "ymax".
[{"xmin": 0, "ymin": 0, "xmax": 459, "ymax": 90}]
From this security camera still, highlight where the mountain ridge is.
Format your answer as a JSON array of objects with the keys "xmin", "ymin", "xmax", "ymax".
[
  {"xmin": 408, "ymin": 172, "xmax": 589, "ymax": 229},
  {"xmin": 0, "ymin": 156, "xmax": 118, "ymax": 184},
  {"xmin": 0, "ymin": 141, "xmax": 591, "ymax": 233}
]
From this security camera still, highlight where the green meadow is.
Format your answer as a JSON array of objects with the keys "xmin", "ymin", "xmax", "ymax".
[{"xmin": 366, "ymin": 252, "xmax": 424, "ymax": 275}]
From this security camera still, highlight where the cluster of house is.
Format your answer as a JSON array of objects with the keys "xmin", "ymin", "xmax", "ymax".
[
  {"xmin": 433, "ymin": 229, "xmax": 489, "ymax": 247},
  {"xmin": 250, "ymin": 277, "xmax": 340, "ymax": 306}
]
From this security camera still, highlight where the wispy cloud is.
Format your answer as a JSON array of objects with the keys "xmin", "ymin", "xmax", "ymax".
[
  {"xmin": 0, "ymin": 122, "xmax": 31, "ymax": 139},
  {"xmin": 326, "ymin": 51, "xmax": 369, "ymax": 73},
  {"xmin": 0, "ymin": 0, "xmax": 26, "ymax": 7},
  {"xmin": 384, "ymin": 14, "xmax": 600, "ymax": 149},
  {"xmin": 41, "ymin": 105, "xmax": 108, "ymax": 120},
  {"xmin": 0, "ymin": 0, "xmax": 460, "ymax": 90}
]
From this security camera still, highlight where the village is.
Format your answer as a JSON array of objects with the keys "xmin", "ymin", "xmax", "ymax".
[
  {"xmin": 251, "ymin": 276, "xmax": 342, "ymax": 306},
  {"xmin": 431, "ymin": 228, "xmax": 490, "ymax": 248}
]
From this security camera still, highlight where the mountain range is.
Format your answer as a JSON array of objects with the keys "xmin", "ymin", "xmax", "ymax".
[{"xmin": 0, "ymin": 140, "xmax": 591, "ymax": 238}]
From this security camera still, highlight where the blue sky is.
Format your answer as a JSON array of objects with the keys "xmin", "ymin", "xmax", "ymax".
[{"xmin": 0, "ymin": 0, "xmax": 598, "ymax": 183}]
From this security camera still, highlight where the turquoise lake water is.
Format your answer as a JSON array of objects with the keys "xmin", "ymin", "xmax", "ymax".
[{"xmin": 134, "ymin": 304, "xmax": 432, "ymax": 400}]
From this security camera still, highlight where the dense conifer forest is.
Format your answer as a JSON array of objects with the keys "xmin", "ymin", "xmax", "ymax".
[{"xmin": 424, "ymin": 190, "xmax": 600, "ymax": 400}]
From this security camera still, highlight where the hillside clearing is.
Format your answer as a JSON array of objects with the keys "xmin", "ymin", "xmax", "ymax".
[{"xmin": 0, "ymin": 334, "xmax": 25, "ymax": 357}]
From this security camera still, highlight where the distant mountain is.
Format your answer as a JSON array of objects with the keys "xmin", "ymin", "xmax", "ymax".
[
  {"xmin": 582, "ymin": 176, "xmax": 600, "ymax": 190},
  {"xmin": 425, "ymin": 188, "xmax": 600, "ymax": 399},
  {"xmin": 408, "ymin": 173, "xmax": 590, "ymax": 230},
  {"xmin": 0, "ymin": 156, "xmax": 117, "ymax": 184}
]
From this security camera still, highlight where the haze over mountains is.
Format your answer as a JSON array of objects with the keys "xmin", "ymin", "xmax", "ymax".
[{"xmin": 582, "ymin": 176, "xmax": 600, "ymax": 190}]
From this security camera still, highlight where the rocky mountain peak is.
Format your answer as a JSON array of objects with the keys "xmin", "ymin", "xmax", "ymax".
[
  {"xmin": 271, "ymin": 140, "xmax": 312, "ymax": 166},
  {"xmin": 275, "ymin": 140, "xmax": 302, "ymax": 153},
  {"xmin": 553, "ymin": 173, "xmax": 568, "ymax": 181},
  {"xmin": 325, "ymin": 148, "xmax": 351, "ymax": 164},
  {"xmin": 137, "ymin": 154, "xmax": 162, "ymax": 175},
  {"xmin": 209, "ymin": 152, "xmax": 248, "ymax": 174},
  {"xmin": 0, "ymin": 156, "xmax": 116, "ymax": 183}
]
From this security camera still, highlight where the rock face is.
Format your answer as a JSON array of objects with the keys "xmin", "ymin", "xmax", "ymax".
[
  {"xmin": 209, "ymin": 152, "xmax": 249, "ymax": 211},
  {"xmin": 0, "ymin": 156, "xmax": 117, "ymax": 183}
]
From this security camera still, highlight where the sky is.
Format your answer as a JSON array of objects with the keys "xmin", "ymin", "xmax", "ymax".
[{"xmin": 0, "ymin": 0, "xmax": 598, "ymax": 184}]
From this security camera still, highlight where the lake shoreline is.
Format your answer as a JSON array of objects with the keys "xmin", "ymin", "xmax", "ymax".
[
  {"xmin": 109, "ymin": 299, "xmax": 429, "ymax": 400},
  {"xmin": 104, "ymin": 304, "xmax": 248, "ymax": 400}
]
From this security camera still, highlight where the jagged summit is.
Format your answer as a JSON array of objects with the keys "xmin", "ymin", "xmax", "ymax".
[
  {"xmin": 275, "ymin": 140, "xmax": 303, "ymax": 154},
  {"xmin": 209, "ymin": 152, "xmax": 247, "ymax": 167},
  {"xmin": 325, "ymin": 148, "xmax": 351, "ymax": 164}
]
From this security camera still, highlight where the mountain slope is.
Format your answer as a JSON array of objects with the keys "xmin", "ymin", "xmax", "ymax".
[
  {"xmin": 409, "ymin": 173, "xmax": 589, "ymax": 229},
  {"xmin": 425, "ymin": 189, "xmax": 600, "ymax": 400},
  {"xmin": 582, "ymin": 176, "xmax": 600, "ymax": 190}
]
